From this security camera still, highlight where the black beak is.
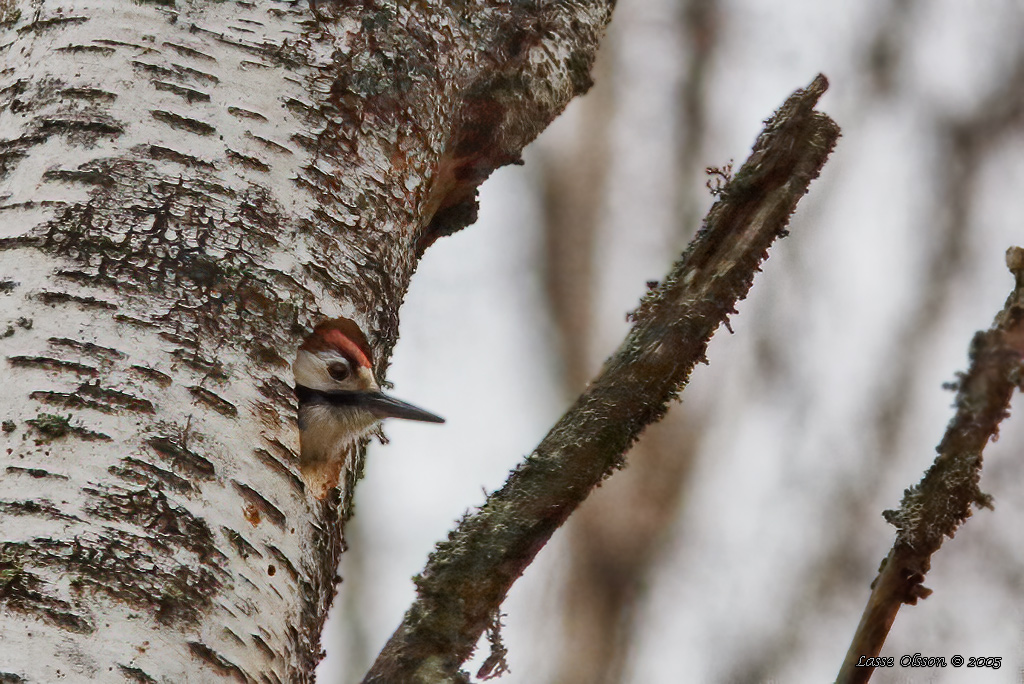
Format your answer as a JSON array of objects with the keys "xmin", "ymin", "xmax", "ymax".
[{"xmin": 358, "ymin": 391, "xmax": 445, "ymax": 423}]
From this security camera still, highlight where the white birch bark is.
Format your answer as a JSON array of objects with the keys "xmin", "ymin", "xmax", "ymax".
[{"xmin": 0, "ymin": 0, "xmax": 611, "ymax": 680}]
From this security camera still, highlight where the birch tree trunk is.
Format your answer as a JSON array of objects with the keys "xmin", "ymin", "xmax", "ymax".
[{"xmin": 0, "ymin": 0, "xmax": 612, "ymax": 680}]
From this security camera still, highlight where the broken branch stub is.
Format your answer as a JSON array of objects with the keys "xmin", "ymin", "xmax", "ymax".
[{"xmin": 364, "ymin": 74, "xmax": 840, "ymax": 683}]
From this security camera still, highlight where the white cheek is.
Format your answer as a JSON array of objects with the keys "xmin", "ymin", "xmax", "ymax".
[{"xmin": 293, "ymin": 351, "xmax": 332, "ymax": 391}]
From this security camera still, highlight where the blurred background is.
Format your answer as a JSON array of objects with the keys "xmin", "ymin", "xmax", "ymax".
[{"xmin": 319, "ymin": 0, "xmax": 1024, "ymax": 681}]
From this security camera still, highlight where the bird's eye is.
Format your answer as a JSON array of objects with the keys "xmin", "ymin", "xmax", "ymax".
[{"xmin": 327, "ymin": 361, "xmax": 351, "ymax": 382}]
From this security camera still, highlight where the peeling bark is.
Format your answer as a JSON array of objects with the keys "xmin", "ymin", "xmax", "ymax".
[{"xmin": 0, "ymin": 0, "xmax": 613, "ymax": 679}]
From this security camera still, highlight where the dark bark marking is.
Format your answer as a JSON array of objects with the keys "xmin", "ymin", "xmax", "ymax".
[
  {"xmin": 153, "ymin": 81, "xmax": 211, "ymax": 103},
  {"xmin": 38, "ymin": 117, "xmax": 124, "ymax": 139},
  {"xmin": 17, "ymin": 16, "xmax": 88, "ymax": 35},
  {"xmin": 114, "ymin": 314, "xmax": 159, "ymax": 329},
  {"xmin": 188, "ymin": 385, "xmax": 238, "ymax": 417},
  {"xmin": 0, "ymin": 80, "xmax": 29, "ymax": 116},
  {"xmin": 171, "ymin": 350, "xmax": 227, "ymax": 378},
  {"xmin": 162, "ymin": 41, "xmax": 217, "ymax": 62},
  {"xmin": 27, "ymin": 493, "xmax": 227, "ymax": 626},
  {"xmin": 55, "ymin": 45, "xmax": 115, "ymax": 56},
  {"xmin": 253, "ymin": 448, "xmax": 304, "ymax": 496},
  {"xmin": 232, "ymin": 480, "xmax": 287, "ymax": 529},
  {"xmin": 8, "ymin": 318, "xmax": 31, "ymax": 332},
  {"xmin": 129, "ymin": 364, "xmax": 173, "ymax": 387},
  {"xmin": 0, "ymin": 560, "xmax": 93, "ymax": 633},
  {"xmin": 263, "ymin": 436, "xmax": 298, "ymax": 464},
  {"xmin": 4, "ymin": 77, "xmax": 88, "ymax": 121},
  {"xmin": 42, "ymin": 166, "xmax": 116, "ymax": 187},
  {"xmin": 35, "ymin": 291, "xmax": 117, "ymax": 310},
  {"xmin": 222, "ymin": 626, "xmax": 247, "ymax": 647},
  {"xmin": 109, "ymin": 457, "xmax": 195, "ymax": 494},
  {"xmin": 0, "ymin": 201, "xmax": 68, "ymax": 216},
  {"xmin": 0, "ymin": 134, "xmax": 46, "ymax": 179},
  {"xmin": 263, "ymin": 544, "xmax": 298, "ymax": 582},
  {"xmin": 63, "ymin": 532, "xmax": 219, "ymax": 624},
  {"xmin": 0, "ymin": 148, "xmax": 27, "ymax": 179},
  {"xmin": 118, "ymin": 664, "xmax": 157, "ymax": 683},
  {"xmin": 55, "ymin": 270, "xmax": 137, "ymax": 294},
  {"xmin": 283, "ymin": 97, "xmax": 316, "ymax": 118},
  {"xmin": 6, "ymin": 466, "xmax": 69, "ymax": 480},
  {"xmin": 257, "ymin": 377, "xmax": 298, "ymax": 413},
  {"xmin": 250, "ymin": 342, "xmax": 289, "ymax": 369},
  {"xmin": 245, "ymin": 132, "xmax": 293, "ymax": 155},
  {"xmin": 76, "ymin": 381, "xmax": 155, "ymax": 412},
  {"xmin": 47, "ymin": 337, "xmax": 125, "ymax": 360},
  {"xmin": 189, "ymin": 23, "xmax": 302, "ymax": 67},
  {"xmin": 0, "ymin": 499, "xmax": 79, "ymax": 522},
  {"xmin": 0, "ymin": 0, "xmax": 20, "ymax": 30},
  {"xmin": 29, "ymin": 380, "xmax": 154, "ymax": 417},
  {"xmin": 61, "ymin": 87, "xmax": 117, "ymax": 102},
  {"xmin": 85, "ymin": 484, "xmax": 223, "ymax": 560},
  {"xmin": 159, "ymin": 331, "xmax": 199, "ymax": 348},
  {"xmin": 227, "ymin": 105, "xmax": 267, "ymax": 121},
  {"xmin": 0, "ymin": 79, "xmax": 26, "ymax": 101},
  {"xmin": 186, "ymin": 642, "xmax": 249, "ymax": 683},
  {"xmin": 147, "ymin": 435, "xmax": 216, "ymax": 479},
  {"xmin": 95, "ymin": 39, "xmax": 157, "ymax": 54},
  {"xmin": 288, "ymin": 131, "xmax": 316, "ymax": 152},
  {"xmin": 147, "ymin": 144, "xmax": 216, "ymax": 168},
  {"xmin": 226, "ymin": 148, "xmax": 271, "ymax": 172},
  {"xmin": 150, "ymin": 110, "xmax": 216, "ymax": 136},
  {"xmin": 222, "ymin": 526, "xmax": 263, "ymax": 560},
  {"xmin": 25, "ymin": 412, "xmax": 111, "ymax": 442},
  {"xmin": 27, "ymin": 176, "xmax": 304, "ymax": 347},
  {"xmin": 131, "ymin": 60, "xmax": 218, "ymax": 85},
  {"xmin": 30, "ymin": 389, "xmax": 142, "ymax": 415},
  {"xmin": 8, "ymin": 355, "xmax": 99, "ymax": 376},
  {"xmin": 251, "ymin": 632, "xmax": 279, "ymax": 661}
]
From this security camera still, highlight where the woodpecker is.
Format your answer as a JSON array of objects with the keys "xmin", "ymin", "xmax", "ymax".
[{"xmin": 293, "ymin": 317, "xmax": 444, "ymax": 499}]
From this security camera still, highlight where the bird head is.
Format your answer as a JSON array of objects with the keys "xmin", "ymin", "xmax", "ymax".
[{"xmin": 293, "ymin": 317, "xmax": 444, "ymax": 423}]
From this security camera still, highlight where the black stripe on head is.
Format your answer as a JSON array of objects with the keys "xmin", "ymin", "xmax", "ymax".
[{"xmin": 295, "ymin": 385, "xmax": 366, "ymax": 407}]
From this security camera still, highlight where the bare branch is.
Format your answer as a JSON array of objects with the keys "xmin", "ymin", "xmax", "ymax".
[
  {"xmin": 363, "ymin": 74, "xmax": 839, "ymax": 684},
  {"xmin": 837, "ymin": 247, "xmax": 1024, "ymax": 684}
]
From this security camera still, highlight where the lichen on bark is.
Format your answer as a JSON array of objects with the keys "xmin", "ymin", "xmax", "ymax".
[{"xmin": 0, "ymin": 0, "xmax": 615, "ymax": 679}]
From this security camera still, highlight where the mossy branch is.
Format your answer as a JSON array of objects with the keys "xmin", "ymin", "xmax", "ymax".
[
  {"xmin": 364, "ymin": 75, "xmax": 840, "ymax": 684},
  {"xmin": 837, "ymin": 247, "xmax": 1024, "ymax": 684}
]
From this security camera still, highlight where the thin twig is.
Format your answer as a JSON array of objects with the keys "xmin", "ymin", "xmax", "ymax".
[
  {"xmin": 837, "ymin": 247, "xmax": 1024, "ymax": 684},
  {"xmin": 363, "ymin": 74, "xmax": 839, "ymax": 684}
]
